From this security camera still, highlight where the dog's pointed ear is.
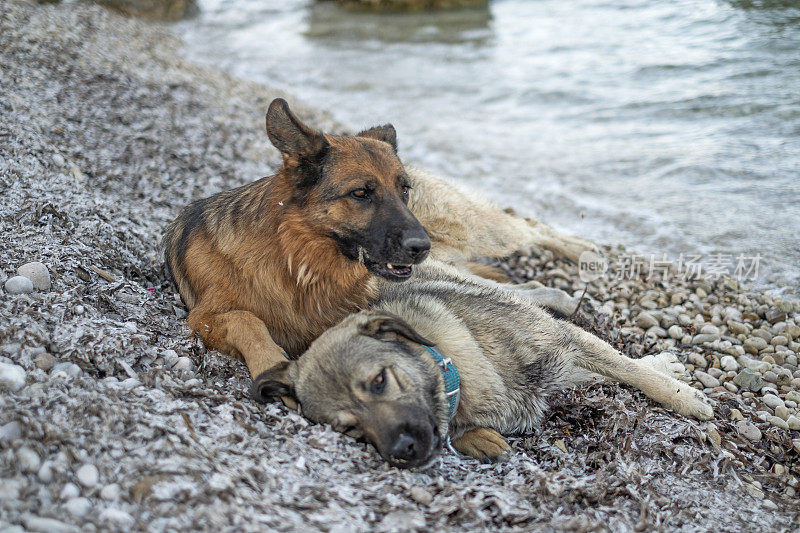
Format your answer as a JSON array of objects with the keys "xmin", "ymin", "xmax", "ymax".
[
  {"xmin": 357, "ymin": 124, "xmax": 397, "ymax": 153},
  {"xmin": 360, "ymin": 312, "xmax": 434, "ymax": 346},
  {"xmin": 266, "ymin": 98, "xmax": 329, "ymax": 160},
  {"xmin": 250, "ymin": 361, "xmax": 295, "ymax": 404}
]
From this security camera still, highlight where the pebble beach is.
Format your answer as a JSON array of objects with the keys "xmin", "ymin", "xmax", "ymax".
[{"xmin": 1, "ymin": 1, "xmax": 799, "ymax": 530}]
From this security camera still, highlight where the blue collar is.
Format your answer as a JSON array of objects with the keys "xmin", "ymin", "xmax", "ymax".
[{"xmin": 423, "ymin": 345, "xmax": 460, "ymax": 420}]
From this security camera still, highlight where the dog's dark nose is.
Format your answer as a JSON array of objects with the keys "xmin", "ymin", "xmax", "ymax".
[
  {"xmin": 401, "ymin": 235, "xmax": 430, "ymax": 263},
  {"xmin": 388, "ymin": 432, "xmax": 423, "ymax": 464}
]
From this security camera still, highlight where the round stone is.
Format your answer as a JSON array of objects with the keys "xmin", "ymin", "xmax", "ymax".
[
  {"xmin": 720, "ymin": 355, "xmax": 739, "ymax": 372},
  {"xmin": 788, "ymin": 416, "xmax": 800, "ymax": 430},
  {"xmin": 75, "ymin": 464, "xmax": 99, "ymax": 488},
  {"xmin": 770, "ymin": 416, "xmax": 789, "ymax": 430},
  {"xmin": 744, "ymin": 337, "xmax": 768, "ymax": 354},
  {"xmin": 4, "ymin": 276, "xmax": 34, "ymax": 295},
  {"xmin": 60, "ymin": 483, "xmax": 81, "ymax": 500},
  {"xmin": 17, "ymin": 262, "xmax": 51, "ymax": 291},
  {"xmin": 774, "ymin": 405, "xmax": 791, "ymax": 421},
  {"xmin": 762, "ymin": 393, "xmax": 784, "ymax": 410},
  {"xmin": 695, "ymin": 371, "xmax": 720, "ymax": 389},
  {"xmin": 38, "ymin": 461, "xmax": 54, "ymax": 484},
  {"xmin": 65, "ymin": 497, "xmax": 92, "ymax": 517},
  {"xmin": 100, "ymin": 483, "xmax": 122, "ymax": 501},
  {"xmin": 668, "ymin": 325, "xmax": 683, "ymax": 339},
  {"xmin": 736, "ymin": 420, "xmax": 762, "ymax": 442},
  {"xmin": 0, "ymin": 421, "xmax": 23, "ymax": 441},
  {"xmin": 0, "ymin": 362, "xmax": 26, "ymax": 392},
  {"xmin": 17, "ymin": 446, "xmax": 41, "ymax": 473},
  {"xmin": 635, "ymin": 312, "xmax": 659, "ymax": 329}
]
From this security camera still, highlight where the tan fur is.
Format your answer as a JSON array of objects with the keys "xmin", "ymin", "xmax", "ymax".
[
  {"xmin": 163, "ymin": 99, "xmax": 596, "ymax": 381},
  {"xmin": 265, "ymin": 260, "xmax": 713, "ymax": 465}
]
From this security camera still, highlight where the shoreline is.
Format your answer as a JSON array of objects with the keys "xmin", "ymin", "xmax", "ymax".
[{"xmin": 1, "ymin": 1, "xmax": 799, "ymax": 530}]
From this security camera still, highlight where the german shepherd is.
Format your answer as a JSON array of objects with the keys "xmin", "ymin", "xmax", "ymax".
[
  {"xmin": 255, "ymin": 261, "xmax": 714, "ymax": 468},
  {"xmin": 163, "ymin": 98, "xmax": 596, "ymax": 386}
]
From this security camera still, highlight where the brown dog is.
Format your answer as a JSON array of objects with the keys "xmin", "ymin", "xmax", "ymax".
[{"xmin": 163, "ymin": 98, "xmax": 597, "ymax": 389}]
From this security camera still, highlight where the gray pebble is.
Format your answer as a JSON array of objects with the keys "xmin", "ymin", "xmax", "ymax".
[
  {"xmin": 736, "ymin": 420, "xmax": 762, "ymax": 442},
  {"xmin": 727, "ymin": 321, "xmax": 748, "ymax": 335},
  {"xmin": 763, "ymin": 370, "xmax": 778, "ymax": 383},
  {"xmin": 75, "ymin": 463, "xmax": 99, "ymax": 488},
  {"xmin": 695, "ymin": 371, "xmax": 720, "ymax": 389},
  {"xmin": 100, "ymin": 483, "xmax": 121, "ymax": 501},
  {"xmin": 751, "ymin": 329, "xmax": 773, "ymax": 342},
  {"xmin": 732, "ymin": 368, "xmax": 765, "ymax": 392},
  {"xmin": 719, "ymin": 355, "xmax": 738, "ymax": 372},
  {"xmin": 60, "ymin": 482, "xmax": 81, "ymax": 500},
  {"xmin": 771, "ymin": 335, "xmax": 788, "ymax": 346},
  {"xmin": 64, "ymin": 497, "xmax": 92, "ymax": 517},
  {"xmin": 0, "ymin": 362, "xmax": 26, "ymax": 391},
  {"xmin": 646, "ymin": 326, "xmax": 667, "ymax": 338},
  {"xmin": 785, "ymin": 391, "xmax": 800, "ymax": 404},
  {"xmin": 700, "ymin": 324, "xmax": 720, "ymax": 336},
  {"xmin": 51, "ymin": 362, "xmax": 82, "ymax": 378},
  {"xmin": 34, "ymin": 352, "xmax": 56, "ymax": 371},
  {"xmin": 769, "ymin": 416, "xmax": 789, "ymax": 430},
  {"xmin": 17, "ymin": 262, "xmax": 51, "ymax": 290},
  {"xmin": 668, "ymin": 325, "xmax": 683, "ymax": 339},
  {"xmin": 162, "ymin": 349, "xmax": 179, "ymax": 368},
  {"xmin": 744, "ymin": 337, "xmax": 768, "ymax": 354},
  {"xmin": 52, "ymin": 153, "xmax": 66, "ymax": 167},
  {"xmin": 788, "ymin": 416, "xmax": 800, "ymax": 430},
  {"xmin": 38, "ymin": 461, "xmax": 54, "ymax": 484},
  {"xmin": 688, "ymin": 352, "xmax": 707, "ymax": 369},
  {"xmin": 692, "ymin": 333, "xmax": 719, "ymax": 345},
  {"xmin": 0, "ymin": 420, "xmax": 23, "ymax": 441},
  {"xmin": 99, "ymin": 508, "xmax": 135, "ymax": 528},
  {"xmin": 635, "ymin": 312, "xmax": 659, "ymax": 329},
  {"xmin": 17, "ymin": 446, "xmax": 41, "ymax": 473},
  {"xmin": 774, "ymin": 405, "xmax": 790, "ymax": 421},
  {"xmin": 707, "ymin": 367, "xmax": 724, "ymax": 379},
  {"xmin": 22, "ymin": 515, "xmax": 77, "ymax": 533},
  {"xmin": 4, "ymin": 275, "xmax": 34, "ymax": 294},
  {"xmin": 762, "ymin": 393, "xmax": 784, "ymax": 410},
  {"xmin": 173, "ymin": 356, "xmax": 195, "ymax": 372}
]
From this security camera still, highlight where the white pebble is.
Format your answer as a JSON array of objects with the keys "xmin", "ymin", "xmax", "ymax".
[
  {"xmin": 695, "ymin": 371, "xmax": 720, "ymax": 389},
  {"xmin": 788, "ymin": 416, "xmax": 800, "ymax": 430},
  {"xmin": 0, "ymin": 362, "xmax": 26, "ymax": 392},
  {"xmin": 38, "ymin": 461, "xmax": 54, "ymax": 484},
  {"xmin": 23, "ymin": 515, "xmax": 76, "ymax": 533},
  {"xmin": 173, "ymin": 357, "xmax": 194, "ymax": 372},
  {"xmin": 0, "ymin": 420, "xmax": 23, "ymax": 441},
  {"xmin": 75, "ymin": 464, "xmax": 99, "ymax": 488},
  {"xmin": 4, "ymin": 275, "xmax": 34, "ymax": 294},
  {"xmin": 720, "ymin": 355, "xmax": 739, "ymax": 372},
  {"xmin": 17, "ymin": 262, "xmax": 51, "ymax": 291},
  {"xmin": 64, "ymin": 497, "xmax": 92, "ymax": 517},
  {"xmin": 770, "ymin": 416, "xmax": 789, "ymax": 430},
  {"xmin": 60, "ymin": 482, "xmax": 81, "ymax": 500},
  {"xmin": 52, "ymin": 153, "xmax": 66, "ymax": 167},
  {"xmin": 100, "ymin": 508, "xmax": 134, "ymax": 527},
  {"xmin": 762, "ymin": 393, "xmax": 785, "ymax": 410},
  {"xmin": 100, "ymin": 483, "xmax": 121, "ymax": 501},
  {"xmin": 17, "ymin": 446, "xmax": 41, "ymax": 473}
]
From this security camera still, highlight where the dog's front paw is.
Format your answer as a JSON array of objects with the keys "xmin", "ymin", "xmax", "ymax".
[
  {"xmin": 670, "ymin": 381, "xmax": 714, "ymax": 421},
  {"xmin": 641, "ymin": 351, "xmax": 687, "ymax": 379},
  {"xmin": 452, "ymin": 427, "xmax": 511, "ymax": 463}
]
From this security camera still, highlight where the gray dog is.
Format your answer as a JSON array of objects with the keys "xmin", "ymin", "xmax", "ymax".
[{"xmin": 254, "ymin": 261, "xmax": 713, "ymax": 468}]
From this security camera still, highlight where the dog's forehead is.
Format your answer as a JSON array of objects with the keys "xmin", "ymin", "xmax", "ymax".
[{"xmin": 325, "ymin": 136, "xmax": 402, "ymax": 180}]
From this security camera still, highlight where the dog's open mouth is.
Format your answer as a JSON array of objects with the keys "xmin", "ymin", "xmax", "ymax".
[{"xmin": 365, "ymin": 259, "xmax": 414, "ymax": 281}]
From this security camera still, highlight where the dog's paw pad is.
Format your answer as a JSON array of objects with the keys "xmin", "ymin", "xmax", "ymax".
[
  {"xmin": 452, "ymin": 427, "xmax": 511, "ymax": 463},
  {"xmin": 641, "ymin": 351, "xmax": 686, "ymax": 378}
]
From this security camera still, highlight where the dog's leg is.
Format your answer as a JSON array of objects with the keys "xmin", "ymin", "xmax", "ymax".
[
  {"xmin": 406, "ymin": 167, "xmax": 597, "ymax": 263},
  {"xmin": 451, "ymin": 427, "xmax": 511, "ymax": 463},
  {"xmin": 187, "ymin": 307, "xmax": 287, "ymax": 380},
  {"xmin": 564, "ymin": 323, "xmax": 714, "ymax": 420}
]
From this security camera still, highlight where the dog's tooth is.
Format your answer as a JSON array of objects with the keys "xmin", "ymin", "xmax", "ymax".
[{"xmin": 387, "ymin": 263, "xmax": 393, "ymax": 270}]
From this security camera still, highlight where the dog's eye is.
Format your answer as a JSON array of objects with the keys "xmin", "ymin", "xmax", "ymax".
[
  {"xmin": 401, "ymin": 186, "xmax": 411, "ymax": 200},
  {"xmin": 351, "ymin": 189, "xmax": 368, "ymax": 200},
  {"xmin": 370, "ymin": 368, "xmax": 387, "ymax": 395}
]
